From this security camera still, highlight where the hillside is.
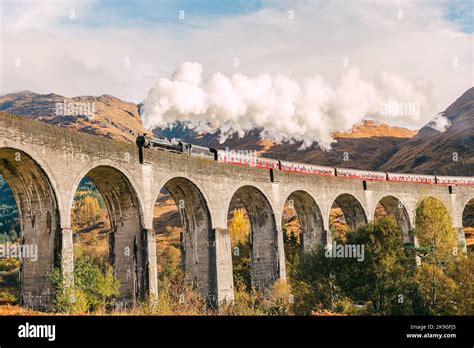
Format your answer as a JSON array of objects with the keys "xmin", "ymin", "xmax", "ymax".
[
  {"xmin": 158, "ymin": 120, "xmax": 417, "ymax": 170},
  {"xmin": 380, "ymin": 88, "xmax": 474, "ymax": 176},
  {"xmin": 0, "ymin": 91, "xmax": 146, "ymax": 143}
]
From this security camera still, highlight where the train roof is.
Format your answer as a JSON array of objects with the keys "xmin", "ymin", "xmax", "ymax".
[
  {"xmin": 436, "ymin": 175, "xmax": 473, "ymax": 179},
  {"xmin": 335, "ymin": 167, "xmax": 384, "ymax": 174},
  {"xmin": 386, "ymin": 172, "xmax": 435, "ymax": 177},
  {"xmin": 280, "ymin": 159, "xmax": 332, "ymax": 168}
]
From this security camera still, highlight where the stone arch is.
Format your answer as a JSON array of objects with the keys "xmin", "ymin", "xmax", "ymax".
[
  {"xmin": 462, "ymin": 198, "xmax": 474, "ymax": 227},
  {"xmin": 374, "ymin": 195, "xmax": 412, "ymax": 243},
  {"xmin": 70, "ymin": 164, "xmax": 144, "ymax": 306},
  {"xmin": 152, "ymin": 172, "xmax": 215, "ymax": 228},
  {"xmin": 67, "ymin": 160, "xmax": 146, "ymax": 228},
  {"xmin": 155, "ymin": 176, "xmax": 215, "ymax": 303},
  {"xmin": 0, "ymin": 147, "xmax": 60, "ymax": 310},
  {"xmin": 330, "ymin": 193, "xmax": 368, "ymax": 232},
  {"xmin": 282, "ymin": 190, "xmax": 326, "ymax": 252},
  {"xmin": 228, "ymin": 185, "xmax": 280, "ymax": 290},
  {"xmin": 461, "ymin": 198, "xmax": 474, "ymax": 250}
]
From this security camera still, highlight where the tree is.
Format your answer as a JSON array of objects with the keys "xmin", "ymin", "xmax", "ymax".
[
  {"xmin": 229, "ymin": 208, "xmax": 250, "ymax": 246},
  {"xmin": 74, "ymin": 196, "xmax": 101, "ymax": 227},
  {"xmin": 228, "ymin": 208, "xmax": 251, "ymax": 290},
  {"xmin": 160, "ymin": 246, "xmax": 181, "ymax": 276},
  {"xmin": 291, "ymin": 217, "xmax": 419, "ymax": 315},
  {"xmin": 283, "ymin": 227, "xmax": 300, "ymax": 280},
  {"xmin": 449, "ymin": 256, "xmax": 474, "ymax": 314},
  {"xmin": 414, "ymin": 197, "xmax": 457, "ymax": 264},
  {"xmin": 338, "ymin": 216, "xmax": 418, "ymax": 315},
  {"xmin": 49, "ymin": 254, "xmax": 120, "ymax": 313},
  {"xmin": 413, "ymin": 197, "xmax": 467, "ymax": 315},
  {"xmin": 291, "ymin": 246, "xmax": 343, "ymax": 315}
]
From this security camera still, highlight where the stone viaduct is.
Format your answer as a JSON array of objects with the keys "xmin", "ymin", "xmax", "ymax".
[{"xmin": 0, "ymin": 112, "xmax": 472, "ymax": 310}]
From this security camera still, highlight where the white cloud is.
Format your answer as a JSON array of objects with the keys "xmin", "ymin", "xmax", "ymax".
[{"xmin": 2, "ymin": 0, "xmax": 97, "ymax": 32}]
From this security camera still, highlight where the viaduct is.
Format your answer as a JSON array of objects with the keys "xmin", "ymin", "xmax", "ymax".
[{"xmin": 0, "ymin": 112, "xmax": 472, "ymax": 310}]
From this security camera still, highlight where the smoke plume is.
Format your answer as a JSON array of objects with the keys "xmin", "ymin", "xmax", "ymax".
[
  {"xmin": 428, "ymin": 112, "xmax": 451, "ymax": 132},
  {"xmin": 142, "ymin": 62, "xmax": 435, "ymax": 150}
]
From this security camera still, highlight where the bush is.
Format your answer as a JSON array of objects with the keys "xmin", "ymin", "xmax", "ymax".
[
  {"xmin": 133, "ymin": 270, "xmax": 210, "ymax": 316},
  {"xmin": 49, "ymin": 254, "xmax": 120, "ymax": 314}
]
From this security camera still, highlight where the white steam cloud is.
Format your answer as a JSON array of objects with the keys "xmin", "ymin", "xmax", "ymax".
[
  {"xmin": 142, "ymin": 62, "xmax": 435, "ymax": 150},
  {"xmin": 428, "ymin": 112, "xmax": 451, "ymax": 132}
]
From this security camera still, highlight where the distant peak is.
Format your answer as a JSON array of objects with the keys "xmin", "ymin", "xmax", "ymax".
[
  {"xmin": 334, "ymin": 120, "xmax": 417, "ymax": 139},
  {"xmin": 2, "ymin": 90, "xmax": 38, "ymax": 98}
]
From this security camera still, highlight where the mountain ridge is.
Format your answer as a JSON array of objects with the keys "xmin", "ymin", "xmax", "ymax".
[{"xmin": 0, "ymin": 88, "xmax": 472, "ymax": 175}]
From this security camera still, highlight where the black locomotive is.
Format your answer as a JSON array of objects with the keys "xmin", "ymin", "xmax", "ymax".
[{"xmin": 136, "ymin": 133, "xmax": 217, "ymax": 163}]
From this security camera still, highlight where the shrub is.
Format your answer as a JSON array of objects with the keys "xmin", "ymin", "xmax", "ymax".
[{"xmin": 49, "ymin": 254, "xmax": 120, "ymax": 314}]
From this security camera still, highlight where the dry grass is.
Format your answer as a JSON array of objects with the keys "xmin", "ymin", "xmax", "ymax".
[{"xmin": 0, "ymin": 304, "xmax": 50, "ymax": 316}]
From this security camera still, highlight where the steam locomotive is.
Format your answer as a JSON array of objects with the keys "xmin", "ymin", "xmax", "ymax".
[
  {"xmin": 136, "ymin": 134, "xmax": 474, "ymax": 186},
  {"xmin": 136, "ymin": 133, "xmax": 217, "ymax": 159}
]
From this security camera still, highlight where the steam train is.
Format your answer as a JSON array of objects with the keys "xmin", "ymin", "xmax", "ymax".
[{"xmin": 136, "ymin": 134, "xmax": 474, "ymax": 186}]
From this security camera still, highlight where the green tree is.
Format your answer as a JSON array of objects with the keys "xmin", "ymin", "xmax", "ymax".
[
  {"xmin": 413, "ymin": 197, "xmax": 468, "ymax": 315},
  {"xmin": 160, "ymin": 245, "xmax": 181, "ymax": 276},
  {"xmin": 49, "ymin": 254, "xmax": 120, "ymax": 313},
  {"xmin": 414, "ymin": 197, "xmax": 458, "ymax": 264},
  {"xmin": 291, "ymin": 217, "xmax": 419, "ymax": 315},
  {"xmin": 283, "ymin": 227, "xmax": 300, "ymax": 277},
  {"xmin": 338, "ymin": 216, "xmax": 418, "ymax": 315},
  {"xmin": 290, "ymin": 247, "xmax": 346, "ymax": 315}
]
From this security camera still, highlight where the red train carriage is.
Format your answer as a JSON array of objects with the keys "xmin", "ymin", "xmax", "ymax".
[
  {"xmin": 217, "ymin": 150, "xmax": 279, "ymax": 170},
  {"xmin": 280, "ymin": 160, "xmax": 336, "ymax": 176},
  {"xmin": 436, "ymin": 176, "xmax": 474, "ymax": 186},
  {"xmin": 387, "ymin": 172, "xmax": 436, "ymax": 184},
  {"xmin": 336, "ymin": 168, "xmax": 386, "ymax": 181}
]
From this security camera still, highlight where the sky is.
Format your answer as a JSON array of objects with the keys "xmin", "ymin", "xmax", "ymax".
[{"xmin": 0, "ymin": 0, "xmax": 472, "ymax": 142}]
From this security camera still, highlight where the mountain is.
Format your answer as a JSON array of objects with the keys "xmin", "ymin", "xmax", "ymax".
[
  {"xmin": 1, "ymin": 88, "xmax": 472, "ymax": 175},
  {"xmin": 380, "ymin": 88, "xmax": 474, "ymax": 176},
  {"xmin": 158, "ymin": 120, "xmax": 417, "ymax": 170},
  {"xmin": 0, "ymin": 91, "xmax": 146, "ymax": 143}
]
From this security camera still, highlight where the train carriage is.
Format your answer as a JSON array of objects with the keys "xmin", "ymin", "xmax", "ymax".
[
  {"xmin": 188, "ymin": 144, "xmax": 217, "ymax": 160},
  {"xmin": 216, "ymin": 150, "xmax": 279, "ymax": 169},
  {"xmin": 335, "ymin": 168, "xmax": 386, "ymax": 181},
  {"xmin": 387, "ymin": 172, "xmax": 436, "ymax": 184},
  {"xmin": 280, "ymin": 160, "xmax": 335, "ymax": 176},
  {"xmin": 436, "ymin": 176, "xmax": 474, "ymax": 186}
]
